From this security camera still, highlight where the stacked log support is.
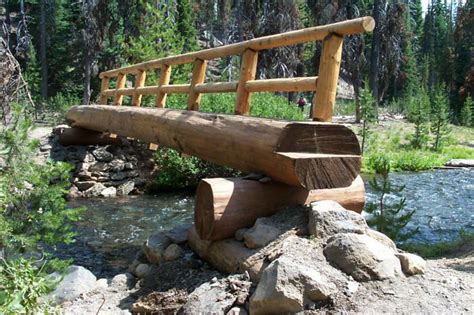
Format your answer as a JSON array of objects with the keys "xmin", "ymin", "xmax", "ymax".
[{"xmin": 195, "ymin": 176, "xmax": 365, "ymax": 241}]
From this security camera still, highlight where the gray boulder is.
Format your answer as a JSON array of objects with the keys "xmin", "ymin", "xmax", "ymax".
[
  {"xmin": 366, "ymin": 228, "xmax": 397, "ymax": 252},
  {"xmin": 164, "ymin": 223, "xmax": 192, "ymax": 244},
  {"xmin": 100, "ymin": 186, "xmax": 117, "ymax": 197},
  {"xmin": 250, "ymin": 256, "xmax": 337, "ymax": 314},
  {"xmin": 92, "ymin": 147, "xmax": 113, "ymax": 162},
  {"xmin": 117, "ymin": 181, "xmax": 135, "ymax": 196},
  {"xmin": 144, "ymin": 232, "xmax": 172, "ymax": 264},
  {"xmin": 324, "ymin": 233, "xmax": 402, "ymax": 281},
  {"xmin": 48, "ymin": 266, "xmax": 97, "ymax": 303},
  {"xmin": 182, "ymin": 274, "xmax": 251, "ymax": 315},
  {"xmin": 83, "ymin": 183, "xmax": 106, "ymax": 198},
  {"xmin": 74, "ymin": 181, "xmax": 96, "ymax": 192},
  {"xmin": 243, "ymin": 218, "xmax": 282, "ymax": 249},
  {"xmin": 309, "ymin": 200, "xmax": 367, "ymax": 239},
  {"xmin": 163, "ymin": 244, "xmax": 184, "ymax": 261}
]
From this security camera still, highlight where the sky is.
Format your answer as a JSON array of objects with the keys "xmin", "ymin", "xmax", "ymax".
[{"xmin": 421, "ymin": 0, "xmax": 466, "ymax": 13}]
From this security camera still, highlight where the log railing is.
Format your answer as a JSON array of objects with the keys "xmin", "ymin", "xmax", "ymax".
[{"xmin": 98, "ymin": 17, "xmax": 374, "ymax": 121}]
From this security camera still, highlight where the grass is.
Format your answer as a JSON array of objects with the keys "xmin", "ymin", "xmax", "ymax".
[
  {"xmin": 354, "ymin": 118, "xmax": 474, "ymax": 173},
  {"xmin": 400, "ymin": 230, "xmax": 474, "ymax": 258}
]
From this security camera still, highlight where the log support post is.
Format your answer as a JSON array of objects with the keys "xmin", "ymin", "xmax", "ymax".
[
  {"xmin": 99, "ymin": 77, "xmax": 110, "ymax": 104},
  {"xmin": 312, "ymin": 34, "xmax": 343, "ymax": 122},
  {"xmin": 132, "ymin": 69, "xmax": 147, "ymax": 106},
  {"xmin": 235, "ymin": 49, "xmax": 258, "ymax": 115},
  {"xmin": 114, "ymin": 73, "xmax": 127, "ymax": 105},
  {"xmin": 188, "ymin": 59, "xmax": 207, "ymax": 111},
  {"xmin": 156, "ymin": 64, "xmax": 171, "ymax": 108}
]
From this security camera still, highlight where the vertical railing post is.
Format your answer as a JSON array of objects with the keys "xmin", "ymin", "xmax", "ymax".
[
  {"xmin": 132, "ymin": 69, "xmax": 146, "ymax": 106},
  {"xmin": 187, "ymin": 59, "xmax": 207, "ymax": 111},
  {"xmin": 156, "ymin": 64, "xmax": 171, "ymax": 108},
  {"xmin": 235, "ymin": 49, "xmax": 258, "ymax": 115},
  {"xmin": 113, "ymin": 73, "xmax": 127, "ymax": 105},
  {"xmin": 99, "ymin": 77, "xmax": 110, "ymax": 104},
  {"xmin": 312, "ymin": 34, "xmax": 343, "ymax": 122}
]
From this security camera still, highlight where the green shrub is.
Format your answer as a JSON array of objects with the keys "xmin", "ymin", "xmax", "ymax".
[
  {"xmin": 0, "ymin": 258, "xmax": 58, "ymax": 314},
  {"xmin": 152, "ymin": 92, "xmax": 303, "ymax": 190},
  {"xmin": 460, "ymin": 96, "xmax": 473, "ymax": 127},
  {"xmin": 42, "ymin": 93, "xmax": 81, "ymax": 124},
  {"xmin": 0, "ymin": 107, "xmax": 82, "ymax": 312},
  {"xmin": 364, "ymin": 155, "xmax": 418, "ymax": 242},
  {"xmin": 401, "ymin": 229, "xmax": 474, "ymax": 258}
]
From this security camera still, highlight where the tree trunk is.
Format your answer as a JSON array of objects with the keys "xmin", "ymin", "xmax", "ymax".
[
  {"xmin": 39, "ymin": 0, "xmax": 48, "ymax": 98},
  {"xmin": 83, "ymin": 49, "xmax": 92, "ymax": 104},
  {"xmin": 369, "ymin": 0, "xmax": 383, "ymax": 107},
  {"xmin": 66, "ymin": 105, "xmax": 361, "ymax": 190}
]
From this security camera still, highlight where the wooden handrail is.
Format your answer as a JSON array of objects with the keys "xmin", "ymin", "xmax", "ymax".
[{"xmin": 98, "ymin": 16, "xmax": 375, "ymax": 121}]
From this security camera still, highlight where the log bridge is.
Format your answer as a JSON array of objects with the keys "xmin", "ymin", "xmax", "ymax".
[{"xmin": 65, "ymin": 17, "xmax": 375, "ymax": 241}]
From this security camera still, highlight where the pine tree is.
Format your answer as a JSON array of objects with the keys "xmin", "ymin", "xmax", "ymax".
[
  {"xmin": 460, "ymin": 96, "xmax": 473, "ymax": 127},
  {"xmin": 176, "ymin": 0, "xmax": 198, "ymax": 53},
  {"xmin": 365, "ymin": 155, "xmax": 419, "ymax": 242},
  {"xmin": 359, "ymin": 81, "xmax": 377, "ymax": 155},
  {"xmin": 430, "ymin": 84, "xmax": 451, "ymax": 151},
  {"xmin": 408, "ymin": 88, "xmax": 430, "ymax": 149}
]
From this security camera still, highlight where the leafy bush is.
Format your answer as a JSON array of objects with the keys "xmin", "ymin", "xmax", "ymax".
[
  {"xmin": 152, "ymin": 92, "xmax": 303, "ymax": 189},
  {"xmin": 364, "ymin": 155, "xmax": 418, "ymax": 242},
  {"xmin": 41, "ymin": 93, "xmax": 81, "ymax": 124},
  {"xmin": 0, "ymin": 258, "xmax": 58, "ymax": 314}
]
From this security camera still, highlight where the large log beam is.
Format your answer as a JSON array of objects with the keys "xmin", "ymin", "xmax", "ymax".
[
  {"xmin": 66, "ymin": 105, "xmax": 361, "ymax": 190},
  {"xmin": 195, "ymin": 176, "xmax": 365, "ymax": 241}
]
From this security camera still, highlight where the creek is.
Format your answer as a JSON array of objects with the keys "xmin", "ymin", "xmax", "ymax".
[{"xmin": 58, "ymin": 169, "xmax": 473, "ymax": 277}]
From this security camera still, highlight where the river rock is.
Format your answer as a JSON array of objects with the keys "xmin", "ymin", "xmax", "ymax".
[
  {"xmin": 92, "ymin": 147, "xmax": 113, "ymax": 162},
  {"xmin": 135, "ymin": 263, "xmax": 154, "ymax": 279},
  {"xmin": 100, "ymin": 186, "xmax": 117, "ymax": 197},
  {"xmin": 164, "ymin": 223, "xmax": 192, "ymax": 244},
  {"xmin": 227, "ymin": 307, "xmax": 248, "ymax": 315},
  {"xmin": 117, "ymin": 181, "xmax": 135, "ymax": 196},
  {"xmin": 111, "ymin": 273, "xmax": 135, "ymax": 289},
  {"xmin": 83, "ymin": 183, "xmax": 106, "ymax": 198},
  {"xmin": 308, "ymin": 200, "xmax": 367, "ymax": 239},
  {"xmin": 324, "ymin": 233, "xmax": 402, "ymax": 281},
  {"xmin": 144, "ymin": 232, "xmax": 172, "ymax": 264},
  {"xmin": 235, "ymin": 228, "xmax": 248, "ymax": 241},
  {"xmin": 181, "ymin": 274, "xmax": 251, "ymax": 315},
  {"xmin": 109, "ymin": 159, "xmax": 125, "ymax": 172},
  {"xmin": 48, "ymin": 266, "xmax": 97, "ymax": 303},
  {"xmin": 74, "ymin": 181, "xmax": 96, "ymax": 191},
  {"xmin": 163, "ymin": 244, "xmax": 184, "ymax": 261},
  {"xmin": 250, "ymin": 256, "xmax": 337, "ymax": 315},
  {"xmin": 396, "ymin": 253, "xmax": 426, "ymax": 275},
  {"xmin": 244, "ymin": 217, "xmax": 282, "ymax": 249},
  {"xmin": 67, "ymin": 185, "xmax": 82, "ymax": 199},
  {"xmin": 76, "ymin": 171, "xmax": 93, "ymax": 181},
  {"xmin": 89, "ymin": 162, "xmax": 109, "ymax": 173}
]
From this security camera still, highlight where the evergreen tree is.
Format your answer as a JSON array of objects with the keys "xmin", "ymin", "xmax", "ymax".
[
  {"xmin": 359, "ymin": 81, "xmax": 378, "ymax": 155},
  {"xmin": 408, "ymin": 87, "xmax": 430, "ymax": 149},
  {"xmin": 365, "ymin": 155, "xmax": 419, "ymax": 242},
  {"xmin": 430, "ymin": 84, "xmax": 451, "ymax": 151},
  {"xmin": 460, "ymin": 96, "xmax": 473, "ymax": 127},
  {"xmin": 176, "ymin": 0, "xmax": 198, "ymax": 53}
]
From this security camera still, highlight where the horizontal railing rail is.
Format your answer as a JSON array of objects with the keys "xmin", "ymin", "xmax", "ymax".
[{"xmin": 98, "ymin": 16, "xmax": 375, "ymax": 121}]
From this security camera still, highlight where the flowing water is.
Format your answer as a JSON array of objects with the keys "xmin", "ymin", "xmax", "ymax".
[{"xmin": 61, "ymin": 169, "xmax": 473, "ymax": 276}]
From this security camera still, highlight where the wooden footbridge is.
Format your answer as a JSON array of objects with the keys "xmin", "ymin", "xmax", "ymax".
[{"xmin": 65, "ymin": 17, "xmax": 375, "ymax": 241}]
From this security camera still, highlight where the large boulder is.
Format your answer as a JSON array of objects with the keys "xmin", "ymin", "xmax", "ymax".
[
  {"xmin": 250, "ymin": 256, "xmax": 337, "ymax": 314},
  {"xmin": 48, "ymin": 266, "xmax": 97, "ymax": 303},
  {"xmin": 243, "ymin": 217, "xmax": 282, "ymax": 249},
  {"xmin": 308, "ymin": 200, "xmax": 367, "ymax": 239},
  {"xmin": 324, "ymin": 233, "xmax": 402, "ymax": 281}
]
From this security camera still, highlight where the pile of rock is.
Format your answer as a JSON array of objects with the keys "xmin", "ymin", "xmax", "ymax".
[
  {"xmin": 130, "ymin": 200, "xmax": 426, "ymax": 314},
  {"xmin": 39, "ymin": 126, "xmax": 157, "ymax": 198}
]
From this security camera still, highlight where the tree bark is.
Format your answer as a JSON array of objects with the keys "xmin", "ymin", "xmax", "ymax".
[
  {"xmin": 195, "ymin": 176, "xmax": 365, "ymax": 240},
  {"xmin": 66, "ymin": 105, "xmax": 361, "ymax": 190},
  {"xmin": 369, "ymin": 0, "xmax": 383, "ymax": 107},
  {"xmin": 39, "ymin": 0, "xmax": 48, "ymax": 98}
]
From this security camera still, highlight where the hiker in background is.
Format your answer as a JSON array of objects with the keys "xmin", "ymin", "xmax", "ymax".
[{"xmin": 297, "ymin": 95, "xmax": 307, "ymax": 112}]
